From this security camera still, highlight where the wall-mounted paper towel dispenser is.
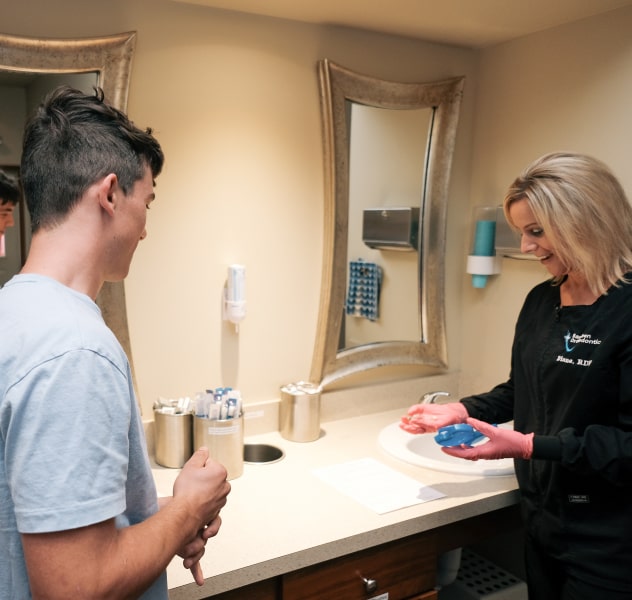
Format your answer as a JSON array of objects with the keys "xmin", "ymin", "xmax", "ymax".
[{"xmin": 362, "ymin": 207, "xmax": 419, "ymax": 251}]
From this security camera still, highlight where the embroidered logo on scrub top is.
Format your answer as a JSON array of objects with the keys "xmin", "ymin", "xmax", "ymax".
[
  {"xmin": 557, "ymin": 332, "xmax": 601, "ymax": 367},
  {"xmin": 564, "ymin": 331, "xmax": 576, "ymax": 352}
]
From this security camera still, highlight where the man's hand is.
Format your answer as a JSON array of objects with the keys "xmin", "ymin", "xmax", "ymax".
[
  {"xmin": 159, "ymin": 496, "xmax": 224, "ymax": 585},
  {"xmin": 174, "ymin": 447, "xmax": 230, "ymax": 521},
  {"xmin": 22, "ymin": 448, "xmax": 231, "ymax": 598},
  {"xmin": 172, "ymin": 447, "xmax": 231, "ymax": 585},
  {"xmin": 400, "ymin": 401, "xmax": 468, "ymax": 434},
  {"xmin": 177, "ymin": 516, "xmax": 222, "ymax": 585},
  {"xmin": 441, "ymin": 418, "xmax": 533, "ymax": 460}
]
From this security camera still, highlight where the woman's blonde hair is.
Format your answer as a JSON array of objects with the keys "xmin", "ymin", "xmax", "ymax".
[{"xmin": 503, "ymin": 152, "xmax": 632, "ymax": 296}]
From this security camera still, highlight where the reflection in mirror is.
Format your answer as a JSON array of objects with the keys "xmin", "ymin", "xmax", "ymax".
[
  {"xmin": 312, "ymin": 59, "xmax": 464, "ymax": 388},
  {"xmin": 0, "ymin": 165, "xmax": 24, "ymax": 286},
  {"xmin": 0, "ymin": 72, "xmax": 97, "ymax": 287},
  {"xmin": 0, "ymin": 31, "xmax": 139, "ymax": 392},
  {"xmin": 345, "ymin": 104, "xmax": 432, "ymax": 348}
]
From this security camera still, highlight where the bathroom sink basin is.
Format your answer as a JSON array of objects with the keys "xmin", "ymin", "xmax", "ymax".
[{"xmin": 378, "ymin": 422, "xmax": 514, "ymax": 477}]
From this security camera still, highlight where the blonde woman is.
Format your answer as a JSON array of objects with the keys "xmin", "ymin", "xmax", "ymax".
[{"xmin": 402, "ymin": 153, "xmax": 632, "ymax": 599}]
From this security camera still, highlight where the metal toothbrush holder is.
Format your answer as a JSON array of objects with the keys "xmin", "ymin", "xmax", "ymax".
[
  {"xmin": 193, "ymin": 413, "xmax": 244, "ymax": 480},
  {"xmin": 154, "ymin": 409, "xmax": 193, "ymax": 469},
  {"xmin": 279, "ymin": 382, "xmax": 322, "ymax": 442}
]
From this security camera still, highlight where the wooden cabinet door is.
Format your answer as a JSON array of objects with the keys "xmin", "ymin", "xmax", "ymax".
[{"xmin": 283, "ymin": 532, "xmax": 437, "ymax": 600}]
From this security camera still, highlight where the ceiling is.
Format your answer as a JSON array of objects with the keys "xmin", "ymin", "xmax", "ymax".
[{"xmin": 171, "ymin": 0, "xmax": 632, "ymax": 48}]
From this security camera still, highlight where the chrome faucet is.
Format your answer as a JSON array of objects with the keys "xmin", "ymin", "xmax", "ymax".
[{"xmin": 420, "ymin": 391, "xmax": 451, "ymax": 404}]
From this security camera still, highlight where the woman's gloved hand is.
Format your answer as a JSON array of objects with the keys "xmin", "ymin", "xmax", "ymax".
[
  {"xmin": 400, "ymin": 401, "xmax": 468, "ymax": 434},
  {"xmin": 441, "ymin": 417, "xmax": 534, "ymax": 460}
]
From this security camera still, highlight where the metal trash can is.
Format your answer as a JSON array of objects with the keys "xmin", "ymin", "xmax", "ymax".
[
  {"xmin": 193, "ymin": 413, "xmax": 244, "ymax": 480},
  {"xmin": 154, "ymin": 410, "xmax": 193, "ymax": 468},
  {"xmin": 279, "ymin": 382, "xmax": 322, "ymax": 442}
]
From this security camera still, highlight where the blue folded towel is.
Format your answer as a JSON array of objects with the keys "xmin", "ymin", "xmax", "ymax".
[{"xmin": 345, "ymin": 259, "xmax": 382, "ymax": 321}]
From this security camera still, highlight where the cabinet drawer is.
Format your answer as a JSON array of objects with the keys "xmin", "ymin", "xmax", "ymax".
[{"xmin": 283, "ymin": 533, "xmax": 436, "ymax": 600}]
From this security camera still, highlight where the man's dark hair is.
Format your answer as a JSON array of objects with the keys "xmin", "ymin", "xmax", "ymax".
[
  {"xmin": 21, "ymin": 86, "xmax": 164, "ymax": 232},
  {"xmin": 0, "ymin": 169, "xmax": 20, "ymax": 206}
]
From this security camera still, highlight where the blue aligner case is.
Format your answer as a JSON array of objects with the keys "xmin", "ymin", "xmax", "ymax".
[{"xmin": 434, "ymin": 423, "xmax": 487, "ymax": 447}]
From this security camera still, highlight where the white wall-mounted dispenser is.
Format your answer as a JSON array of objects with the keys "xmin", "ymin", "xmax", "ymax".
[
  {"xmin": 223, "ymin": 264, "xmax": 246, "ymax": 331},
  {"xmin": 466, "ymin": 206, "xmax": 501, "ymax": 288}
]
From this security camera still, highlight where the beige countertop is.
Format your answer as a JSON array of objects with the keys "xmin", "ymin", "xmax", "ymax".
[{"xmin": 151, "ymin": 407, "xmax": 520, "ymax": 599}]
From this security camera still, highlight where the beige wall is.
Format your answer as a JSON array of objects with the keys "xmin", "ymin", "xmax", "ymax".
[
  {"xmin": 460, "ymin": 5, "xmax": 632, "ymax": 395},
  {"xmin": 4, "ymin": 0, "xmax": 631, "ymax": 416}
]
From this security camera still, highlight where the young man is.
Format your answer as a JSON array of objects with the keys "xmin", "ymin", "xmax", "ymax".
[
  {"xmin": 0, "ymin": 168, "xmax": 20, "ymax": 240},
  {"xmin": 0, "ymin": 87, "xmax": 231, "ymax": 599}
]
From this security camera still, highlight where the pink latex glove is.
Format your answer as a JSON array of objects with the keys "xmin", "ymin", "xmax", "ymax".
[
  {"xmin": 400, "ymin": 401, "xmax": 468, "ymax": 434},
  {"xmin": 441, "ymin": 417, "xmax": 534, "ymax": 460}
]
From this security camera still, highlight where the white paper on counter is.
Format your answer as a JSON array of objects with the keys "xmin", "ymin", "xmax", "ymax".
[{"xmin": 313, "ymin": 457, "xmax": 445, "ymax": 514}]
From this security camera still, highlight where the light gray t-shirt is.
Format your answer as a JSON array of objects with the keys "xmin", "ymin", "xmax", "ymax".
[{"xmin": 0, "ymin": 274, "xmax": 167, "ymax": 599}]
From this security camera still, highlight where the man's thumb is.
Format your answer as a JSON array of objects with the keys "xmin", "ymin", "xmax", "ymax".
[{"xmin": 187, "ymin": 446, "xmax": 210, "ymax": 467}]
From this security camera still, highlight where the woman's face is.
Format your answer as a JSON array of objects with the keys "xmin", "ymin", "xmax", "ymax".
[{"xmin": 508, "ymin": 198, "xmax": 567, "ymax": 278}]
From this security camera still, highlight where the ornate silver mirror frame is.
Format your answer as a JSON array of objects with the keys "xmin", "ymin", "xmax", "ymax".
[
  {"xmin": 311, "ymin": 59, "xmax": 464, "ymax": 388},
  {"xmin": 0, "ymin": 31, "xmax": 138, "ymax": 384}
]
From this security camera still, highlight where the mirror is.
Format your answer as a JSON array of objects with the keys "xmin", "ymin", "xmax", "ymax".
[
  {"xmin": 0, "ymin": 31, "xmax": 138, "ymax": 388},
  {"xmin": 311, "ymin": 59, "xmax": 464, "ymax": 387}
]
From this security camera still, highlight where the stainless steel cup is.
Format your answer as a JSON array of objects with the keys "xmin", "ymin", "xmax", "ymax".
[
  {"xmin": 193, "ymin": 413, "xmax": 244, "ymax": 480},
  {"xmin": 154, "ymin": 410, "xmax": 193, "ymax": 468},
  {"xmin": 279, "ymin": 382, "xmax": 322, "ymax": 442}
]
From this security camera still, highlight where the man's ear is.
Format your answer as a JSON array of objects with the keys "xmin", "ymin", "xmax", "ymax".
[{"xmin": 97, "ymin": 173, "xmax": 120, "ymax": 217}]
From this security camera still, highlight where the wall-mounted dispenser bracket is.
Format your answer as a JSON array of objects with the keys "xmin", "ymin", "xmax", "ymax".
[
  {"xmin": 223, "ymin": 264, "xmax": 246, "ymax": 332},
  {"xmin": 466, "ymin": 254, "xmax": 501, "ymax": 287}
]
